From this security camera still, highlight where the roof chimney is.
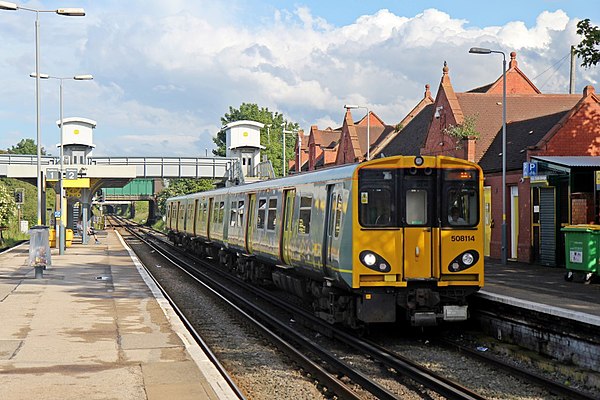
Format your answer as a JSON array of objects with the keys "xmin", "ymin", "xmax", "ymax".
[{"xmin": 583, "ymin": 85, "xmax": 595, "ymax": 97}]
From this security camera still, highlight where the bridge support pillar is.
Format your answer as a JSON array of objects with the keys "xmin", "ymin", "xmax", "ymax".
[
  {"xmin": 147, "ymin": 199, "xmax": 159, "ymax": 225},
  {"xmin": 81, "ymin": 189, "xmax": 91, "ymax": 245}
]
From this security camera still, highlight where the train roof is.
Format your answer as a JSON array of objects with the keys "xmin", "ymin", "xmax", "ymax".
[
  {"xmin": 167, "ymin": 161, "xmax": 359, "ymax": 202},
  {"xmin": 166, "ymin": 155, "xmax": 481, "ymax": 202}
]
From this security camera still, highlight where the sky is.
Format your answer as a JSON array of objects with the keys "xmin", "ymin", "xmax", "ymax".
[{"xmin": 0, "ymin": 0, "xmax": 598, "ymax": 158}]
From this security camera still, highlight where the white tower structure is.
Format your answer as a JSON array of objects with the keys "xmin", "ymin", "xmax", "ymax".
[
  {"xmin": 56, "ymin": 117, "xmax": 96, "ymax": 165},
  {"xmin": 223, "ymin": 120, "xmax": 264, "ymax": 179}
]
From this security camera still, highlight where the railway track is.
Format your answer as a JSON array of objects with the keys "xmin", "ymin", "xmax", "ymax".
[{"xmin": 111, "ymin": 216, "xmax": 598, "ymax": 399}]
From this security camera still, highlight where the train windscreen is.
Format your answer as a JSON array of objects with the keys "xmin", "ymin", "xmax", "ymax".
[{"xmin": 358, "ymin": 167, "xmax": 479, "ymax": 228}]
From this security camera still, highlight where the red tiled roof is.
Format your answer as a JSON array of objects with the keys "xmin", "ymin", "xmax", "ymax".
[
  {"xmin": 456, "ymin": 93, "xmax": 581, "ymax": 162},
  {"xmin": 312, "ymin": 129, "xmax": 341, "ymax": 148}
]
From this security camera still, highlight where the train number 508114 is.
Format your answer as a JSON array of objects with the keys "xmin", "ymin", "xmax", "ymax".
[{"xmin": 451, "ymin": 235, "xmax": 476, "ymax": 242}]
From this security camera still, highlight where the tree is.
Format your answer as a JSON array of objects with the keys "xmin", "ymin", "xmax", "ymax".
[
  {"xmin": 444, "ymin": 115, "xmax": 480, "ymax": 149},
  {"xmin": 0, "ymin": 183, "xmax": 16, "ymax": 244},
  {"xmin": 7, "ymin": 138, "xmax": 47, "ymax": 155},
  {"xmin": 575, "ymin": 19, "xmax": 600, "ymax": 68},
  {"xmin": 156, "ymin": 178, "xmax": 215, "ymax": 215},
  {"xmin": 0, "ymin": 183, "xmax": 15, "ymax": 226},
  {"xmin": 2, "ymin": 138, "xmax": 54, "ymax": 226},
  {"xmin": 213, "ymin": 103, "xmax": 300, "ymax": 177}
]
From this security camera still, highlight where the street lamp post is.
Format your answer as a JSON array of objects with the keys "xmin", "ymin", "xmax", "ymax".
[
  {"xmin": 344, "ymin": 104, "xmax": 370, "ymax": 161},
  {"xmin": 30, "ymin": 73, "xmax": 93, "ymax": 254},
  {"xmin": 0, "ymin": 1, "xmax": 85, "ymax": 226},
  {"xmin": 469, "ymin": 46, "xmax": 507, "ymax": 265}
]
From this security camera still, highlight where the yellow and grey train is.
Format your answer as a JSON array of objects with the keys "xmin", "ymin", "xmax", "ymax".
[{"xmin": 166, "ymin": 155, "xmax": 484, "ymax": 327}]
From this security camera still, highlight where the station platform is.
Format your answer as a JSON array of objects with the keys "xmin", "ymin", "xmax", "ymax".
[
  {"xmin": 0, "ymin": 230, "xmax": 238, "ymax": 400},
  {"xmin": 481, "ymin": 258, "xmax": 600, "ymax": 326}
]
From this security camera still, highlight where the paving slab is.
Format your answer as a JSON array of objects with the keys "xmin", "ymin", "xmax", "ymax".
[{"xmin": 0, "ymin": 233, "xmax": 237, "ymax": 400}]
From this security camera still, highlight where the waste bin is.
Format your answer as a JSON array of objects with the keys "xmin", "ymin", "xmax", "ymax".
[
  {"xmin": 562, "ymin": 224, "xmax": 600, "ymax": 282},
  {"xmin": 65, "ymin": 229, "xmax": 73, "ymax": 247},
  {"xmin": 48, "ymin": 228, "xmax": 56, "ymax": 247},
  {"xmin": 29, "ymin": 226, "xmax": 52, "ymax": 278}
]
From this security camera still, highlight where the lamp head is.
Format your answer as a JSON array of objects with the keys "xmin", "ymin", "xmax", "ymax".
[
  {"xmin": 0, "ymin": 1, "xmax": 17, "ymax": 10},
  {"xmin": 344, "ymin": 104, "xmax": 359, "ymax": 109},
  {"xmin": 469, "ymin": 47, "xmax": 492, "ymax": 54},
  {"xmin": 74, "ymin": 74, "xmax": 93, "ymax": 80},
  {"xmin": 56, "ymin": 8, "xmax": 85, "ymax": 16},
  {"xmin": 30, "ymin": 73, "xmax": 49, "ymax": 79}
]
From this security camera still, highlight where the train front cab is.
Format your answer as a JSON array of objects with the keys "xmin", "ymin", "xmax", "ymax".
[{"xmin": 352, "ymin": 156, "xmax": 484, "ymax": 326}]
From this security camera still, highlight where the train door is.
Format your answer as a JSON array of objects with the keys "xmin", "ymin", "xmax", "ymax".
[
  {"xmin": 177, "ymin": 202, "xmax": 185, "ymax": 232},
  {"xmin": 324, "ymin": 184, "xmax": 343, "ymax": 273},
  {"xmin": 193, "ymin": 199, "xmax": 199, "ymax": 236},
  {"xmin": 199, "ymin": 199, "xmax": 207, "ymax": 237},
  {"xmin": 207, "ymin": 198, "xmax": 214, "ymax": 241},
  {"xmin": 280, "ymin": 189, "xmax": 296, "ymax": 264},
  {"xmin": 245, "ymin": 194, "xmax": 256, "ymax": 254},
  {"xmin": 402, "ymin": 172, "xmax": 434, "ymax": 279}
]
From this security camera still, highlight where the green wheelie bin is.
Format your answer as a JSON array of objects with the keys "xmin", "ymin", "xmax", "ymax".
[{"xmin": 562, "ymin": 224, "xmax": 600, "ymax": 283}]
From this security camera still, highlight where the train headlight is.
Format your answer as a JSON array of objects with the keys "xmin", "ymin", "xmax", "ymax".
[
  {"xmin": 448, "ymin": 250, "xmax": 480, "ymax": 273},
  {"xmin": 363, "ymin": 252, "xmax": 377, "ymax": 266},
  {"xmin": 414, "ymin": 156, "xmax": 424, "ymax": 166},
  {"xmin": 462, "ymin": 252, "xmax": 475, "ymax": 266},
  {"xmin": 359, "ymin": 250, "xmax": 391, "ymax": 273}
]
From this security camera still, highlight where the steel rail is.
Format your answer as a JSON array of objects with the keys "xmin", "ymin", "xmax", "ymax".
[
  {"xmin": 123, "ymin": 218, "xmax": 486, "ymax": 399},
  {"xmin": 437, "ymin": 338, "xmax": 598, "ymax": 400},
  {"xmin": 115, "ymin": 218, "xmax": 370, "ymax": 400}
]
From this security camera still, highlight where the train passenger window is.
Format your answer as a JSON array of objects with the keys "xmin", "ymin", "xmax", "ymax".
[
  {"xmin": 257, "ymin": 199, "xmax": 266, "ymax": 229},
  {"xmin": 218, "ymin": 202, "xmax": 225, "ymax": 224},
  {"xmin": 188, "ymin": 204, "xmax": 193, "ymax": 221},
  {"xmin": 237, "ymin": 201, "xmax": 245, "ymax": 227},
  {"xmin": 267, "ymin": 198, "xmax": 277, "ymax": 231},
  {"xmin": 334, "ymin": 194, "xmax": 343, "ymax": 237},
  {"xmin": 299, "ymin": 196, "xmax": 312, "ymax": 234},
  {"xmin": 201, "ymin": 202, "xmax": 207, "ymax": 225},
  {"xmin": 230, "ymin": 201, "xmax": 237, "ymax": 227},
  {"xmin": 212, "ymin": 202, "xmax": 219, "ymax": 223}
]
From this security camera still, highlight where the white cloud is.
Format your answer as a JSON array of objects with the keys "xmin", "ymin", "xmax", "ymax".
[{"xmin": 0, "ymin": 3, "xmax": 597, "ymax": 157}]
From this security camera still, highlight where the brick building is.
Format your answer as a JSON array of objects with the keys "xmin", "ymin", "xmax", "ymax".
[
  {"xmin": 403, "ymin": 53, "xmax": 599, "ymax": 265},
  {"xmin": 289, "ymin": 52, "xmax": 599, "ymax": 265}
]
